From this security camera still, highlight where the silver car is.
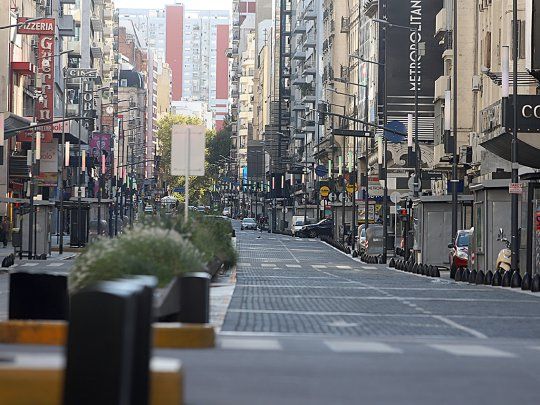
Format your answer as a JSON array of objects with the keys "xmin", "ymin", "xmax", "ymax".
[{"xmin": 241, "ymin": 218, "xmax": 257, "ymax": 230}]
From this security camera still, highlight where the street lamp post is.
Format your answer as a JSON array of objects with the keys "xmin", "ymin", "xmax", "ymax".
[{"xmin": 510, "ymin": 0, "xmax": 521, "ymax": 284}]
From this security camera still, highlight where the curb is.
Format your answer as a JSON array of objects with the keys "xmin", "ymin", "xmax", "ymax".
[
  {"xmin": 0, "ymin": 320, "xmax": 215, "ymax": 349},
  {"xmin": 0, "ymin": 356, "xmax": 183, "ymax": 405}
]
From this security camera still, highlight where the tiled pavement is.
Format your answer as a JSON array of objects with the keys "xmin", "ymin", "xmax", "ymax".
[{"xmin": 221, "ymin": 229, "xmax": 540, "ymax": 339}]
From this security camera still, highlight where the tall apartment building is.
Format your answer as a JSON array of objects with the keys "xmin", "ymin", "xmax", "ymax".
[
  {"xmin": 165, "ymin": 4, "xmax": 229, "ymax": 130},
  {"xmin": 118, "ymin": 8, "xmax": 167, "ymax": 62}
]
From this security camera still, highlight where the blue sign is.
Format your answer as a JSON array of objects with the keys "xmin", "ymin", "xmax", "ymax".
[
  {"xmin": 384, "ymin": 120, "xmax": 406, "ymax": 143},
  {"xmin": 173, "ymin": 187, "xmax": 185, "ymax": 193},
  {"xmin": 315, "ymin": 165, "xmax": 328, "ymax": 178}
]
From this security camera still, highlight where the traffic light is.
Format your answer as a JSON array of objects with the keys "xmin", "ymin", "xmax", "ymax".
[{"xmin": 398, "ymin": 208, "xmax": 409, "ymax": 222}]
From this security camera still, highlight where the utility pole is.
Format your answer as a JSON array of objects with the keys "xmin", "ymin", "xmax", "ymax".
[
  {"xmin": 451, "ymin": 0, "xmax": 459, "ymax": 244},
  {"xmin": 510, "ymin": 0, "xmax": 521, "ymax": 282}
]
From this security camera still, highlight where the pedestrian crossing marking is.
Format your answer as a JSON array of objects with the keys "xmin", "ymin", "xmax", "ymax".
[
  {"xmin": 312, "ymin": 265, "xmax": 327, "ymax": 269},
  {"xmin": 429, "ymin": 344, "xmax": 515, "ymax": 358},
  {"xmin": 336, "ymin": 265, "xmax": 352, "ymax": 269},
  {"xmin": 325, "ymin": 340, "xmax": 402, "ymax": 354},
  {"xmin": 47, "ymin": 263, "xmax": 64, "ymax": 267},
  {"xmin": 286, "ymin": 264, "xmax": 301, "ymax": 268},
  {"xmin": 21, "ymin": 263, "xmax": 38, "ymax": 267},
  {"xmin": 220, "ymin": 338, "xmax": 282, "ymax": 351}
]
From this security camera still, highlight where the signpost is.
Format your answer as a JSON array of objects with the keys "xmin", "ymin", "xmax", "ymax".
[
  {"xmin": 390, "ymin": 191, "xmax": 402, "ymax": 254},
  {"xmin": 171, "ymin": 125, "xmax": 206, "ymax": 221},
  {"xmin": 65, "ymin": 68, "xmax": 99, "ymax": 79}
]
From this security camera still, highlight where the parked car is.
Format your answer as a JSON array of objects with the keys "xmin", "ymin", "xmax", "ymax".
[
  {"xmin": 222, "ymin": 207, "xmax": 231, "ymax": 217},
  {"xmin": 448, "ymin": 229, "xmax": 472, "ymax": 271},
  {"xmin": 241, "ymin": 217, "xmax": 258, "ymax": 230},
  {"xmin": 290, "ymin": 216, "xmax": 313, "ymax": 236},
  {"xmin": 297, "ymin": 218, "xmax": 333, "ymax": 238}
]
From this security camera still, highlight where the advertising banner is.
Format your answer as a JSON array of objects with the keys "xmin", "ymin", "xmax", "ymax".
[{"xmin": 379, "ymin": 0, "xmax": 443, "ymax": 141}]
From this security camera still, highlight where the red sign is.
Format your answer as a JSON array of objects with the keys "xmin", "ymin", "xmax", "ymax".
[
  {"xmin": 17, "ymin": 18, "xmax": 55, "ymax": 142},
  {"xmin": 17, "ymin": 18, "xmax": 55, "ymax": 35},
  {"xmin": 36, "ymin": 34, "xmax": 55, "ymax": 141},
  {"xmin": 509, "ymin": 183, "xmax": 524, "ymax": 195}
]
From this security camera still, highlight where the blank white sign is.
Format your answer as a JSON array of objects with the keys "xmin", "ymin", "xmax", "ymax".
[{"xmin": 171, "ymin": 125, "xmax": 206, "ymax": 176}]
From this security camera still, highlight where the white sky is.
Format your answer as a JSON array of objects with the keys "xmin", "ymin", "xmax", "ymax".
[{"xmin": 114, "ymin": 0, "xmax": 232, "ymax": 11}]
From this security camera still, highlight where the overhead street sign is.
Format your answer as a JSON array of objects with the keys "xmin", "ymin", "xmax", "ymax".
[
  {"xmin": 66, "ymin": 68, "xmax": 98, "ymax": 79},
  {"xmin": 331, "ymin": 129, "xmax": 371, "ymax": 138},
  {"xmin": 328, "ymin": 192, "xmax": 338, "ymax": 203}
]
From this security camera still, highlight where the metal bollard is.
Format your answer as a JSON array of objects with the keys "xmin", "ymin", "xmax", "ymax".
[
  {"xmin": 178, "ymin": 272, "xmax": 211, "ymax": 323},
  {"xmin": 63, "ymin": 277, "xmax": 155, "ymax": 405}
]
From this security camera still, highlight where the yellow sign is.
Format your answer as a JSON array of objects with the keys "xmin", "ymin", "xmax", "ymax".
[
  {"xmin": 346, "ymin": 183, "xmax": 357, "ymax": 194},
  {"xmin": 319, "ymin": 186, "xmax": 331, "ymax": 198}
]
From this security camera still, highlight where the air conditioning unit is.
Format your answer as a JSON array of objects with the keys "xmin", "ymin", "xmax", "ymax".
[{"xmin": 472, "ymin": 75, "xmax": 482, "ymax": 92}]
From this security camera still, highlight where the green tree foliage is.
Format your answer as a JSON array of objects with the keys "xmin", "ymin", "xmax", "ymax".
[{"xmin": 156, "ymin": 114, "xmax": 232, "ymax": 205}]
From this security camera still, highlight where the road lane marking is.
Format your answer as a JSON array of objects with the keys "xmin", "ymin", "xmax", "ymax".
[
  {"xmin": 361, "ymin": 266, "xmax": 377, "ymax": 270},
  {"xmin": 325, "ymin": 340, "xmax": 402, "ymax": 354},
  {"xmin": 430, "ymin": 344, "xmax": 514, "ymax": 358},
  {"xmin": 312, "ymin": 265, "xmax": 327, "ymax": 269},
  {"xmin": 336, "ymin": 265, "xmax": 352, "ymax": 269},
  {"xmin": 261, "ymin": 263, "xmax": 277, "ymax": 267},
  {"xmin": 21, "ymin": 263, "xmax": 38, "ymax": 267},
  {"xmin": 47, "ymin": 263, "xmax": 64, "ymax": 267},
  {"xmin": 220, "ymin": 338, "xmax": 282, "ymax": 351},
  {"xmin": 279, "ymin": 239, "xmax": 301, "ymax": 264},
  {"xmin": 286, "ymin": 264, "xmax": 302, "ymax": 268},
  {"xmin": 431, "ymin": 315, "xmax": 488, "ymax": 339}
]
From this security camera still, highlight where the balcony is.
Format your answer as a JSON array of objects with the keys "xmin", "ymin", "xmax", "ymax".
[
  {"xmin": 303, "ymin": 65, "xmax": 316, "ymax": 76},
  {"xmin": 434, "ymin": 75, "xmax": 449, "ymax": 101},
  {"xmin": 292, "ymin": 50, "xmax": 306, "ymax": 60},
  {"xmin": 91, "ymin": 14, "xmax": 103, "ymax": 32},
  {"xmin": 304, "ymin": 34, "xmax": 316, "ymax": 49},
  {"xmin": 293, "ymin": 102, "xmax": 307, "ymax": 112},
  {"xmin": 58, "ymin": 15, "xmax": 75, "ymax": 37},
  {"xmin": 66, "ymin": 39, "xmax": 81, "ymax": 57},
  {"xmin": 435, "ymin": 8, "xmax": 448, "ymax": 38},
  {"xmin": 293, "ymin": 23, "xmax": 307, "ymax": 35},
  {"xmin": 292, "ymin": 76, "xmax": 308, "ymax": 86},
  {"xmin": 104, "ymin": 7, "xmax": 113, "ymax": 20},
  {"xmin": 304, "ymin": 9, "xmax": 317, "ymax": 21},
  {"xmin": 90, "ymin": 43, "xmax": 103, "ymax": 59},
  {"xmin": 302, "ymin": 94, "xmax": 317, "ymax": 104}
]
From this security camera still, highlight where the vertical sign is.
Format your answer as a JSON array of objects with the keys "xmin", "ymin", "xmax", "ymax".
[
  {"xmin": 171, "ymin": 125, "xmax": 206, "ymax": 176},
  {"xmin": 82, "ymin": 80, "xmax": 95, "ymax": 130},
  {"xmin": 17, "ymin": 18, "xmax": 55, "ymax": 142}
]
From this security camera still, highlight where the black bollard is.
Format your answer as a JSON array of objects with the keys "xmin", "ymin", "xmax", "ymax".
[
  {"xmin": 469, "ymin": 269, "xmax": 477, "ymax": 285},
  {"xmin": 531, "ymin": 274, "xmax": 540, "ymax": 292},
  {"xmin": 63, "ymin": 280, "xmax": 149, "ymax": 405},
  {"xmin": 492, "ymin": 270, "xmax": 502, "ymax": 286},
  {"xmin": 178, "ymin": 272, "xmax": 211, "ymax": 323},
  {"xmin": 9, "ymin": 270, "xmax": 69, "ymax": 320},
  {"xmin": 389, "ymin": 258, "xmax": 395, "ymax": 267},
  {"xmin": 462, "ymin": 269, "xmax": 469, "ymax": 282},
  {"xmin": 521, "ymin": 272, "xmax": 532, "ymax": 291},
  {"xmin": 485, "ymin": 270, "xmax": 493, "ymax": 285},
  {"xmin": 511, "ymin": 271, "xmax": 522, "ymax": 288},
  {"xmin": 455, "ymin": 267, "xmax": 463, "ymax": 282},
  {"xmin": 475, "ymin": 270, "xmax": 485, "ymax": 285},
  {"xmin": 501, "ymin": 270, "xmax": 512, "ymax": 287},
  {"xmin": 450, "ymin": 265, "xmax": 456, "ymax": 280},
  {"xmin": 434, "ymin": 267, "xmax": 441, "ymax": 278}
]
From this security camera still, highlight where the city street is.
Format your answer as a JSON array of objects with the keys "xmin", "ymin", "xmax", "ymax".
[
  {"xmin": 167, "ymin": 225, "xmax": 540, "ymax": 404},
  {"xmin": 2, "ymin": 223, "xmax": 540, "ymax": 403}
]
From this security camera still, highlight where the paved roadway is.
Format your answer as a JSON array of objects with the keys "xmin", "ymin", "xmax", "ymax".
[{"xmin": 2, "ymin": 223, "xmax": 540, "ymax": 404}]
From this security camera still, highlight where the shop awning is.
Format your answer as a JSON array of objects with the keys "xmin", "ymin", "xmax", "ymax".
[
  {"xmin": 481, "ymin": 132, "xmax": 540, "ymax": 169},
  {"xmin": 2, "ymin": 113, "xmax": 31, "ymax": 139}
]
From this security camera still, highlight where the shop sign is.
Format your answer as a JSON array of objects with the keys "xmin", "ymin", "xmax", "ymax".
[{"xmin": 17, "ymin": 18, "xmax": 55, "ymax": 35}]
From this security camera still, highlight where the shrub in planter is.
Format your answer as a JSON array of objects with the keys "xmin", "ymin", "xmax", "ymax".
[{"xmin": 70, "ymin": 226, "xmax": 205, "ymax": 292}]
